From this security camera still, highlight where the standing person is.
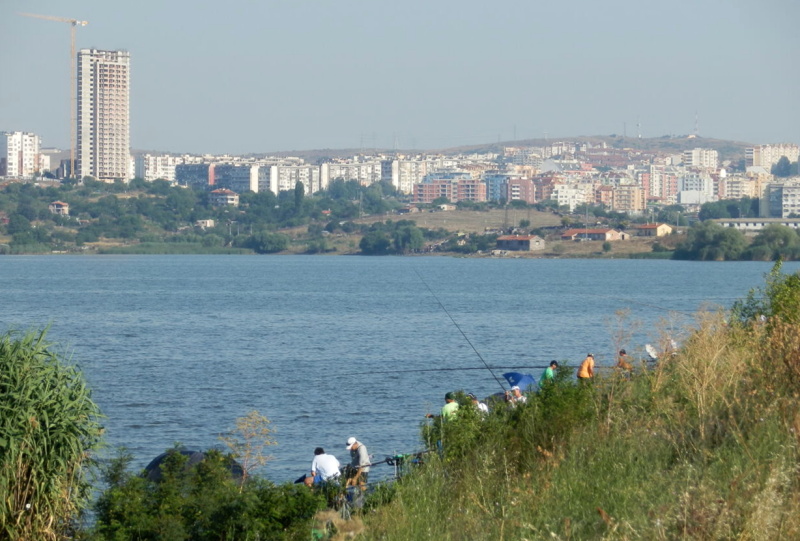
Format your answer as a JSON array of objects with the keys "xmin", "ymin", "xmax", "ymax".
[
  {"xmin": 426, "ymin": 392, "xmax": 459, "ymax": 420},
  {"xmin": 541, "ymin": 360, "xmax": 559, "ymax": 384},
  {"xmin": 345, "ymin": 437, "xmax": 370, "ymax": 490},
  {"xmin": 468, "ymin": 393, "xmax": 489, "ymax": 414},
  {"xmin": 305, "ymin": 447, "xmax": 340, "ymax": 487},
  {"xmin": 578, "ymin": 353, "xmax": 595, "ymax": 381},
  {"xmin": 616, "ymin": 349, "xmax": 633, "ymax": 373}
]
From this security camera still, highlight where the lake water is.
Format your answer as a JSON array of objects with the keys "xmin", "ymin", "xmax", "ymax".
[{"xmin": 1, "ymin": 255, "xmax": 794, "ymax": 482}]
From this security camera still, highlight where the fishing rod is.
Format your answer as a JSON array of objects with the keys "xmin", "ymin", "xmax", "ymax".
[
  {"xmin": 338, "ymin": 365, "xmax": 553, "ymax": 377},
  {"xmin": 412, "ymin": 266, "xmax": 508, "ymax": 392}
]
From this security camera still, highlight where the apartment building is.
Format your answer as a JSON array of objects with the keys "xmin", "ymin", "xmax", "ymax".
[
  {"xmin": 506, "ymin": 178, "xmax": 536, "ymax": 204},
  {"xmin": 1, "ymin": 131, "xmax": 40, "ymax": 179},
  {"xmin": 682, "ymin": 148, "xmax": 719, "ymax": 169},
  {"xmin": 382, "ymin": 158, "xmax": 430, "ymax": 194},
  {"xmin": 611, "ymin": 185, "xmax": 646, "ymax": 214},
  {"xmin": 746, "ymin": 144, "xmax": 800, "ymax": 169},
  {"xmin": 321, "ymin": 160, "xmax": 382, "ymax": 189},
  {"xmin": 134, "ymin": 154, "xmax": 191, "ymax": 183},
  {"xmin": 76, "ymin": 49, "xmax": 131, "ymax": 181},
  {"xmin": 267, "ymin": 164, "xmax": 321, "ymax": 195},
  {"xmin": 762, "ymin": 180, "xmax": 800, "ymax": 218}
]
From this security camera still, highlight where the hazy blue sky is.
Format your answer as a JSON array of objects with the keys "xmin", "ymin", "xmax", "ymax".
[{"xmin": 1, "ymin": 0, "xmax": 798, "ymax": 154}]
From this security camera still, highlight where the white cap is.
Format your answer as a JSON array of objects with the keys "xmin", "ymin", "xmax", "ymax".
[
  {"xmin": 346, "ymin": 437, "xmax": 356, "ymax": 449},
  {"xmin": 511, "ymin": 385, "xmax": 520, "ymax": 391}
]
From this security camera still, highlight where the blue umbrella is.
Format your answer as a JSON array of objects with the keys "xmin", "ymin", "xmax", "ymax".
[{"xmin": 503, "ymin": 372, "xmax": 537, "ymax": 391}]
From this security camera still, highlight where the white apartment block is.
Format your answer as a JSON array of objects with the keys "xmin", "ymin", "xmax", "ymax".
[
  {"xmin": 267, "ymin": 164, "xmax": 321, "ymax": 195},
  {"xmin": 677, "ymin": 170, "xmax": 716, "ymax": 205},
  {"xmin": 722, "ymin": 176, "xmax": 762, "ymax": 200},
  {"xmin": 746, "ymin": 144, "xmax": 800, "ymax": 169},
  {"xmin": 77, "ymin": 49, "xmax": 131, "ymax": 181},
  {"xmin": 320, "ymin": 161, "xmax": 382, "ymax": 190},
  {"xmin": 383, "ymin": 159, "xmax": 429, "ymax": 194},
  {"xmin": 682, "ymin": 148, "xmax": 719, "ymax": 169},
  {"xmin": 1, "ymin": 131, "xmax": 41, "ymax": 179},
  {"xmin": 135, "ymin": 154, "xmax": 191, "ymax": 183},
  {"xmin": 551, "ymin": 183, "xmax": 592, "ymax": 212}
]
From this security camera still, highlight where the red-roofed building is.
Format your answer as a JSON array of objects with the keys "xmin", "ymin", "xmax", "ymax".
[
  {"xmin": 496, "ymin": 235, "xmax": 545, "ymax": 251},
  {"xmin": 48, "ymin": 201, "xmax": 69, "ymax": 216}
]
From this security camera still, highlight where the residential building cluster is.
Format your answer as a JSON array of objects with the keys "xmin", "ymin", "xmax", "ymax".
[{"xmin": 2, "ymin": 44, "xmax": 799, "ymax": 219}]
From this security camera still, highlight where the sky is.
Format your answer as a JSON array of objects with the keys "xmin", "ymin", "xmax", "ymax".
[{"xmin": 1, "ymin": 0, "xmax": 798, "ymax": 155}]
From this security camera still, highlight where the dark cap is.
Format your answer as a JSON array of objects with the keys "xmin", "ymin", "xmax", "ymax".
[
  {"xmin": 467, "ymin": 393, "xmax": 477, "ymax": 400},
  {"xmin": 445, "ymin": 392, "xmax": 455, "ymax": 401}
]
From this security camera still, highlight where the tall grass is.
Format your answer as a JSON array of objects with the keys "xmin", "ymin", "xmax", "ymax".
[
  {"xmin": 363, "ymin": 268, "xmax": 800, "ymax": 540},
  {"xmin": 0, "ymin": 329, "xmax": 104, "ymax": 540}
]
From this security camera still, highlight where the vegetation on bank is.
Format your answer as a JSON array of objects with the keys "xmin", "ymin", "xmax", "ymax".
[
  {"xmin": 360, "ymin": 262, "xmax": 800, "ymax": 540},
  {"xmin": 673, "ymin": 221, "xmax": 800, "ymax": 261}
]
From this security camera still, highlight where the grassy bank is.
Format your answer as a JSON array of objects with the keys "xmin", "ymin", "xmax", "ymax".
[{"xmin": 360, "ymin": 265, "xmax": 800, "ymax": 540}]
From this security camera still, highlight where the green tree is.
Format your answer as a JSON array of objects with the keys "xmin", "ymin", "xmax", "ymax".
[
  {"xmin": 673, "ymin": 220, "xmax": 747, "ymax": 260},
  {"xmin": 744, "ymin": 225, "xmax": 800, "ymax": 261},
  {"xmin": 0, "ymin": 330, "xmax": 104, "ymax": 540},
  {"xmin": 771, "ymin": 156, "xmax": 792, "ymax": 177},
  {"xmin": 359, "ymin": 230, "xmax": 391, "ymax": 255},
  {"xmin": 245, "ymin": 231, "xmax": 290, "ymax": 254},
  {"xmin": 393, "ymin": 224, "xmax": 424, "ymax": 254},
  {"xmin": 6, "ymin": 214, "xmax": 31, "ymax": 235}
]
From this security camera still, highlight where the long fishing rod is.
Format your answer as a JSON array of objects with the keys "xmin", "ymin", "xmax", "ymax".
[
  {"xmin": 413, "ymin": 266, "xmax": 508, "ymax": 391},
  {"xmin": 339, "ymin": 365, "xmax": 552, "ymax": 377}
]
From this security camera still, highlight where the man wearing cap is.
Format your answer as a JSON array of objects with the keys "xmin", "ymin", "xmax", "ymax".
[
  {"xmin": 468, "ymin": 393, "xmax": 489, "ymax": 414},
  {"xmin": 578, "ymin": 353, "xmax": 595, "ymax": 380},
  {"xmin": 426, "ymin": 392, "xmax": 459, "ymax": 420},
  {"xmin": 345, "ymin": 437, "xmax": 370, "ymax": 489},
  {"xmin": 508, "ymin": 385, "xmax": 527, "ymax": 404}
]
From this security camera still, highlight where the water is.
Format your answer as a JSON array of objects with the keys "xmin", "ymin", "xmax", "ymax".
[{"xmin": 1, "ymin": 255, "xmax": 792, "ymax": 482}]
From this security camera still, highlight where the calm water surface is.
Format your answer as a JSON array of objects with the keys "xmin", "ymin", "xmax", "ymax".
[{"xmin": 1, "ymin": 255, "xmax": 793, "ymax": 481}]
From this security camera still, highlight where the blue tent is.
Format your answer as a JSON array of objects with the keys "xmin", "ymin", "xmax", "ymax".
[{"xmin": 503, "ymin": 372, "xmax": 537, "ymax": 392}]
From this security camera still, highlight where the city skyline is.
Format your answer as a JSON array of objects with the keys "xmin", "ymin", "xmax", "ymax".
[{"xmin": 1, "ymin": 0, "xmax": 798, "ymax": 155}]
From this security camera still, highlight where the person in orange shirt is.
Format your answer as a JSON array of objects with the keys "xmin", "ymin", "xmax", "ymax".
[
  {"xmin": 577, "ymin": 353, "xmax": 594, "ymax": 380},
  {"xmin": 616, "ymin": 349, "xmax": 633, "ymax": 373}
]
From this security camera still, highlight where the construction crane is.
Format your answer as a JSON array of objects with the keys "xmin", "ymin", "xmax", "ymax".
[{"xmin": 18, "ymin": 13, "xmax": 89, "ymax": 179}]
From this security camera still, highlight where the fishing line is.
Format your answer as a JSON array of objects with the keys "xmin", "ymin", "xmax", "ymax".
[
  {"xmin": 412, "ymin": 266, "xmax": 507, "ymax": 391},
  {"xmin": 339, "ymin": 365, "xmax": 551, "ymax": 377},
  {"xmin": 586, "ymin": 293, "xmax": 703, "ymax": 315}
]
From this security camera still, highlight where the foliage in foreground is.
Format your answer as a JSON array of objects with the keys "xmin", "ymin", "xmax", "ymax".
[
  {"xmin": 91, "ymin": 448, "xmax": 325, "ymax": 541},
  {"xmin": 0, "ymin": 329, "xmax": 104, "ymax": 541},
  {"xmin": 363, "ymin": 263, "xmax": 800, "ymax": 540}
]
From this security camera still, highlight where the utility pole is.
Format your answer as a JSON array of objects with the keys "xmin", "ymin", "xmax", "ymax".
[{"xmin": 19, "ymin": 12, "xmax": 88, "ymax": 179}]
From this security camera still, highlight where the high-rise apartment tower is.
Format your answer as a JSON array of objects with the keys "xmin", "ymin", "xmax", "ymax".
[{"xmin": 76, "ymin": 49, "xmax": 130, "ymax": 181}]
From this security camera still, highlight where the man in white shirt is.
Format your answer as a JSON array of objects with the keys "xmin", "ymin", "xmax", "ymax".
[{"xmin": 306, "ymin": 447, "xmax": 340, "ymax": 486}]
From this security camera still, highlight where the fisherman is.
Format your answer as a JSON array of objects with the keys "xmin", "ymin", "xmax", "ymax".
[
  {"xmin": 616, "ymin": 349, "xmax": 633, "ymax": 372},
  {"xmin": 541, "ymin": 360, "xmax": 559, "ymax": 384},
  {"xmin": 578, "ymin": 353, "xmax": 595, "ymax": 381},
  {"xmin": 305, "ymin": 447, "xmax": 340, "ymax": 487},
  {"xmin": 507, "ymin": 385, "xmax": 527, "ymax": 405},
  {"xmin": 468, "ymin": 392, "xmax": 489, "ymax": 414},
  {"xmin": 345, "ymin": 437, "xmax": 370, "ymax": 490},
  {"xmin": 426, "ymin": 391, "xmax": 459, "ymax": 420}
]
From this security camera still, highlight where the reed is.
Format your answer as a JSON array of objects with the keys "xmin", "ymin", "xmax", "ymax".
[{"xmin": 0, "ymin": 329, "xmax": 104, "ymax": 541}]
